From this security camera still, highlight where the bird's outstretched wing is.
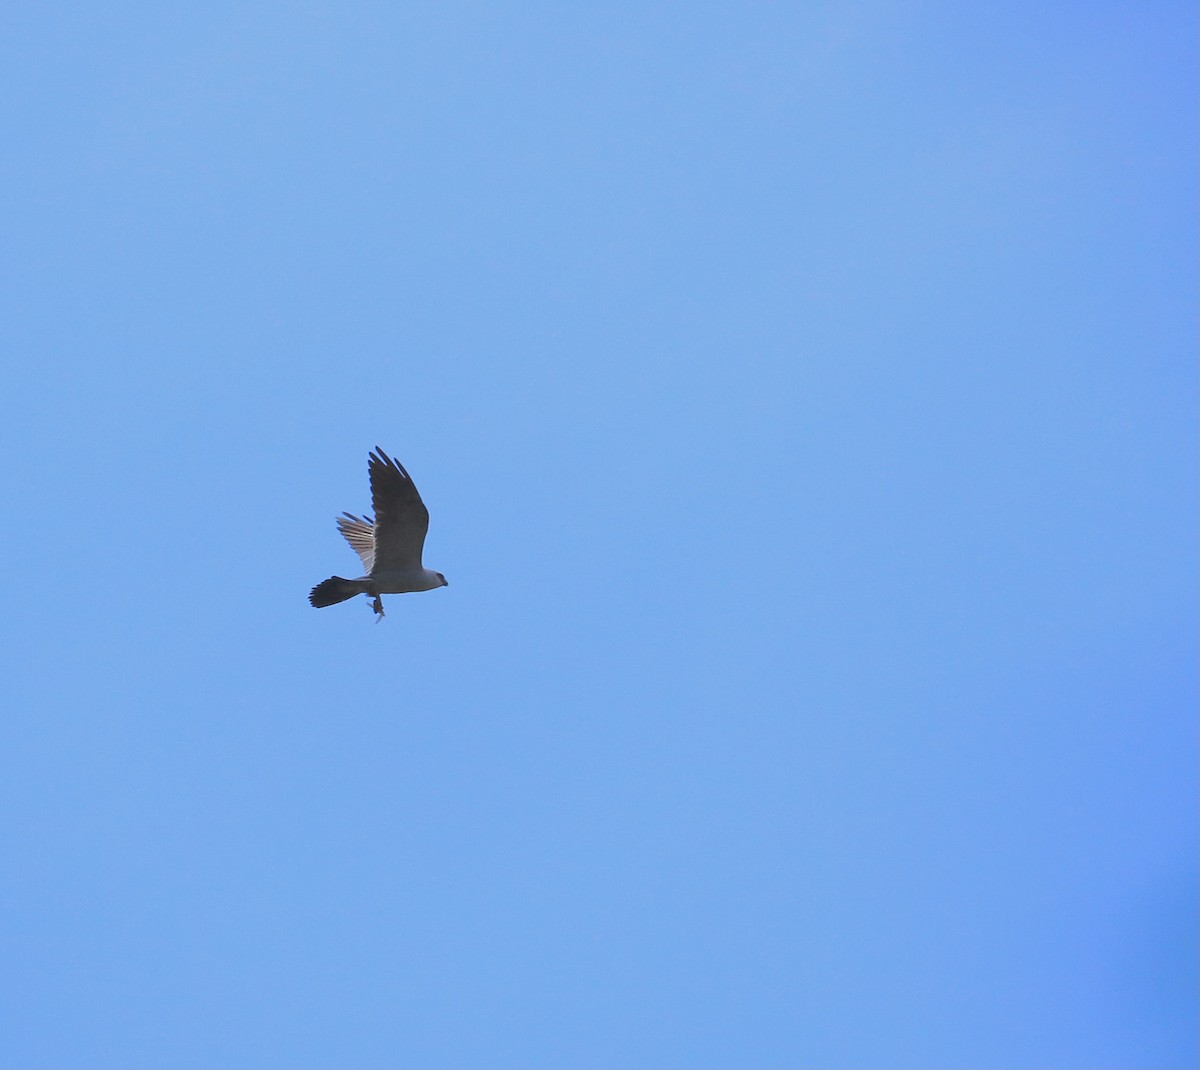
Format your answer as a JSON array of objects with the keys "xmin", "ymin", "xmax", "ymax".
[
  {"xmin": 336, "ymin": 512, "xmax": 376, "ymax": 573},
  {"xmin": 368, "ymin": 446, "xmax": 430, "ymax": 572}
]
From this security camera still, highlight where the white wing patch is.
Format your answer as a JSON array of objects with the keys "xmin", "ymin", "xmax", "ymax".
[{"xmin": 336, "ymin": 512, "xmax": 376, "ymax": 573}]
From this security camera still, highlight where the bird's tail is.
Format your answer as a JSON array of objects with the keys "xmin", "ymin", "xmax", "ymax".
[{"xmin": 308, "ymin": 576, "xmax": 369, "ymax": 608}]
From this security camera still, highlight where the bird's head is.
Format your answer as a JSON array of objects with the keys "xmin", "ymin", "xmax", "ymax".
[{"xmin": 436, "ymin": 573, "xmax": 448, "ymax": 587}]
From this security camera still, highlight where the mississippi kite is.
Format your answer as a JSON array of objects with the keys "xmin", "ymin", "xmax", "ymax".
[{"xmin": 309, "ymin": 447, "xmax": 448, "ymax": 619}]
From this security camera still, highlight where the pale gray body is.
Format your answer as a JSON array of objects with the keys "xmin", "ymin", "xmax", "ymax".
[{"xmin": 309, "ymin": 448, "xmax": 447, "ymax": 618}]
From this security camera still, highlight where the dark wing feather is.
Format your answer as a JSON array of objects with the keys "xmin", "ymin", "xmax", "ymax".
[{"xmin": 367, "ymin": 447, "xmax": 430, "ymax": 571}]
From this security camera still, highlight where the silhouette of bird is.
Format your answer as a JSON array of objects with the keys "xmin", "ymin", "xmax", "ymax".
[{"xmin": 309, "ymin": 447, "xmax": 447, "ymax": 619}]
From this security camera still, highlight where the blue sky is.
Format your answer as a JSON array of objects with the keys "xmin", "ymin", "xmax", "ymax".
[{"xmin": 1, "ymin": 4, "xmax": 1195, "ymax": 1067}]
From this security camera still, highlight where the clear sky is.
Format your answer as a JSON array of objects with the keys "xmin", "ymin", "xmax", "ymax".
[{"xmin": 1, "ymin": 4, "xmax": 1195, "ymax": 1068}]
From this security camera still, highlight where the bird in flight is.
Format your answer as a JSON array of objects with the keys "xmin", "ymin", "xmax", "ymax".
[{"xmin": 309, "ymin": 447, "xmax": 448, "ymax": 619}]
